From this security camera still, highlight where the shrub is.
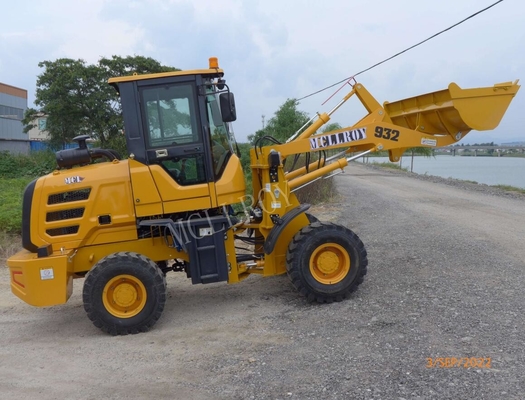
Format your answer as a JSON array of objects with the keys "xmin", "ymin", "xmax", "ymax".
[
  {"xmin": 0, "ymin": 150, "xmax": 55, "ymax": 235},
  {"xmin": 97, "ymin": 135, "xmax": 128, "ymax": 158},
  {"xmin": 0, "ymin": 150, "xmax": 56, "ymax": 178},
  {"xmin": 294, "ymin": 178, "xmax": 336, "ymax": 204},
  {"xmin": 0, "ymin": 177, "xmax": 33, "ymax": 234}
]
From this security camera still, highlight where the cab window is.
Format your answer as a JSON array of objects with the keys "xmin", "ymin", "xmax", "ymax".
[
  {"xmin": 142, "ymin": 84, "xmax": 199, "ymax": 148},
  {"xmin": 206, "ymin": 90, "xmax": 233, "ymax": 178}
]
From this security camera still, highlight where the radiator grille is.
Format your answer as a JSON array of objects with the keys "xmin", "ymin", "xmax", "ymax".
[
  {"xmin": 48, "ymin": 188, "xmax": 91, "ymax": 205},
  {"xmin": 46, "ymin": 207, "xmax": 85, "ymax": 222}
]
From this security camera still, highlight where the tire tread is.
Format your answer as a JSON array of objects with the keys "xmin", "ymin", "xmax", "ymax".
[
  {"xmin": 286, "ymin": 222, "xmax": 368, "ymax": 303},
  {"xmin": 83, "ymin": 252, "xmax": 166, "ymax": 335}
]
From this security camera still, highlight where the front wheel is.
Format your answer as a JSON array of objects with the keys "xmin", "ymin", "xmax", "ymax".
[
  {"xmin": 83, "ymin": 252, "xmax": 167, "ymax": 335},
  {"xmin": 286, "ymin": 222, "xmax": 368, "ymax": 303}
]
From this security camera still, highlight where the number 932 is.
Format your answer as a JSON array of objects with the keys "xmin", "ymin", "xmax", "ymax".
[{"xmin": 374, "ymin": 126, "xmax": 399, "ymax": 141}]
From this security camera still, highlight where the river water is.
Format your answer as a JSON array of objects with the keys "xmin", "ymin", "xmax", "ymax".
[{"xmin": 359, "ymin": 155, "xmax": 525, "ymax": 189}]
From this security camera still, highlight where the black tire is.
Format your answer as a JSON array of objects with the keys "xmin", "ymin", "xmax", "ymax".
[
  {"xmin": 83, "ymin": 252, "xmax": 167, "ymax": 335},
  {"xmin": 286, "ymin": 222, "xmax": 368, "ymax": 303}
]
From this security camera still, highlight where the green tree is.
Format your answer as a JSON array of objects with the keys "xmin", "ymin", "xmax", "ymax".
[
  {"xmin": 402, "ymin": 147, "xmax": 434, "ymax": 172},
  {"xmin": 248, "ymin": 99, "xmax": 310, "ymax": 145},
  {"xmin": 23, "ymin": 56, "xmax": 178, "ymax": 149},
  {"xmin": 410, "ymin": 147, "xmax": 433, "ymax": 157},
  {"xmin": 321, "ymin": 122, "xmax": 342, "ymax": 133}
]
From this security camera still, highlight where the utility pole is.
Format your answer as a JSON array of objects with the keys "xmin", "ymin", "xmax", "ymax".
[{"xmin": 262, "ymin": 115, "xmax": 265, "ymax": 129}]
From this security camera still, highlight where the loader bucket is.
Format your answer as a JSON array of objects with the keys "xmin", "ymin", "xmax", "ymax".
[{"xmin": 383, "ymin": 81, "xmax": 520, "ymax": 137}]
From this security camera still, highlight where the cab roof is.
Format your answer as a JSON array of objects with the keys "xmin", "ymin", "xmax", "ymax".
[{"xmin": 108, "ymin": 68, "xmax": 224, "ymax": 84}]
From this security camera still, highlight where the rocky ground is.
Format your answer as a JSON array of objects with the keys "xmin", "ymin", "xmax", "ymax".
[{"xmin": 1, "ymin": 163, "xmax": 524, "ymax": 399}]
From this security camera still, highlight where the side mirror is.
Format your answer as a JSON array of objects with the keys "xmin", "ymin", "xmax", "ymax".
[{"xmin": 219, "ymin": 92, "xmax": 237, "ymax": 122}]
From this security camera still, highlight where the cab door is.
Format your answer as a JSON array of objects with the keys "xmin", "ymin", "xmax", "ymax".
[{"xmin": 138, "ymin": 78, "xmax": 215, "ymax": 213}]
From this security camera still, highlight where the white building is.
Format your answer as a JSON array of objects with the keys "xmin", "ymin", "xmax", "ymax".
[{"xmin": 27, "ymin": 113, "xmax": 49, "ymax": 141}]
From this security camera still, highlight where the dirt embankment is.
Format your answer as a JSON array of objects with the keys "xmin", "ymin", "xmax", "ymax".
[{"xmin": 1, "ymin": 163, "xmax": 524, "ymax": 399}]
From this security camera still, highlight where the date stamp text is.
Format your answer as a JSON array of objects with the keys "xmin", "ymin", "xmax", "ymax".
[{"xmin": 426, "ymin": 357, "xmax": 491, "ymax": 369}]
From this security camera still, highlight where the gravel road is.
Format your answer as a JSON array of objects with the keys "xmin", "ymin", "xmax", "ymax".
[{"xmin": 1, "ymin": 163, "xmax": 524, "ymax": 399}]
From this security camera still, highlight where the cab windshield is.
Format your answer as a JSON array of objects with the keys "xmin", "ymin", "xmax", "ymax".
[{"xmin": 206, "ymin": 87, "xmax": 235, "ymax": 178}]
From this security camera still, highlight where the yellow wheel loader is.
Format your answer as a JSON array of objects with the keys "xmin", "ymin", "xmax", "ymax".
[{"xmin": 7, "ymin": 58, "xmax": 519, "ymax": 335}]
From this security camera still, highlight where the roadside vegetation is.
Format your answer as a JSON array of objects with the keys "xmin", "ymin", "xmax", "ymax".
[
  {"xmin": 0, "ymin": 177, "xmax": 33, "ymax": 234},
  {"xmin": 0, "ymin": 158, "xmax": 38, "ymax": 260},
  {"xmin": 0, "ymin": 150, "xmax": 57, "ymax": 235},
  {"xmin": 492, "ymin": 184, "xmax": 525, "ymax": 195},
  {"xmin": 0, "ymin": 150, "xmax": 56, "ymax": 178},
  {"xmin": 367, "ymin": 162, "xmax": 408, "ymax": 171}
]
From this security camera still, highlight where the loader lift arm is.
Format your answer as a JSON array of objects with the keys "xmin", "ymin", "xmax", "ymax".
[
  {"xmin": 244, "ymin": 79, "xmax": 519, "ymax": 281},
  {"xmin": 253, "ymin": 80, "xmax": 520, "ymax": 190}
]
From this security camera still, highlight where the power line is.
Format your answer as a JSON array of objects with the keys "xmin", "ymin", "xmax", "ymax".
[{"xmin": 297, "ymin": 0, "xmax": 505, "ymax": 102}]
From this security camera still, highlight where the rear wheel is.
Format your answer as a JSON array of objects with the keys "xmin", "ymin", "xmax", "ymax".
[
  {"xmin": 83, "ymin": 252, "xmax": 166, "ymax": 335},
  {"xmin": 286, "ymin": 222, "xmax": 367, "ymax": 303}
]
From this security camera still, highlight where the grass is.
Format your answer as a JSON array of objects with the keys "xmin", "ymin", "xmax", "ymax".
[
  {"xmin": 0, "ymin": 151, "xmax": 56, "ymax": 237},
  {"xmin": 491, "ymin": 184, "xmax": 525, "ymax": 194},
  {"xmin": 370, "ymin": 161, "xmax": 408, "ymax": 171},
  {"xmin": 0, "ymin": 177, "xmax": 34, "ymax": 234}
]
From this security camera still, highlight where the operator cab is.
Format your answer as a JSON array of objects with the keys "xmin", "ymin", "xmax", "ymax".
[{"xmin": 109, "ymin": 57, "xmax": 238, "ymax": 186}]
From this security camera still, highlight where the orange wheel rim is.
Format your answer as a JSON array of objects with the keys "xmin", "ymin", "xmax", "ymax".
[
  {"xmin": 102, "ymin": 275, "xmax": 147, "ymax": 318},
  {"xmin": 309, "ymin": 243, "xmax": 350, "ymax": 284}
]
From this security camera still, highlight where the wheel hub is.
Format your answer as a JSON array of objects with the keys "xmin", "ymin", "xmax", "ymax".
[
  {"xmin": 316, "ymin": 251, "xmax": 340, "ymax": 274},
  {"xmin": 103, "ymin": 275, "xmax": 147, "ymax": 318},
  {"xmin": 309, "ymin": 243, "xmax": 351, "ymax": 285},
  {"xmin": 113, "ymin": 282, "xmax": 138, "ymax": 307}
]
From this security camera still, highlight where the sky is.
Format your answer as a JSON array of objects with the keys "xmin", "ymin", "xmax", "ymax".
[{"xmin": 1, "ymin": 0, "xmax": 524, "ymax": 144}]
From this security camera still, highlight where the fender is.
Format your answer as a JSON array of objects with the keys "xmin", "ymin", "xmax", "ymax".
[{"xmin": 263, "ymin": 203, "xmax": 310, "ymax": 254}]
